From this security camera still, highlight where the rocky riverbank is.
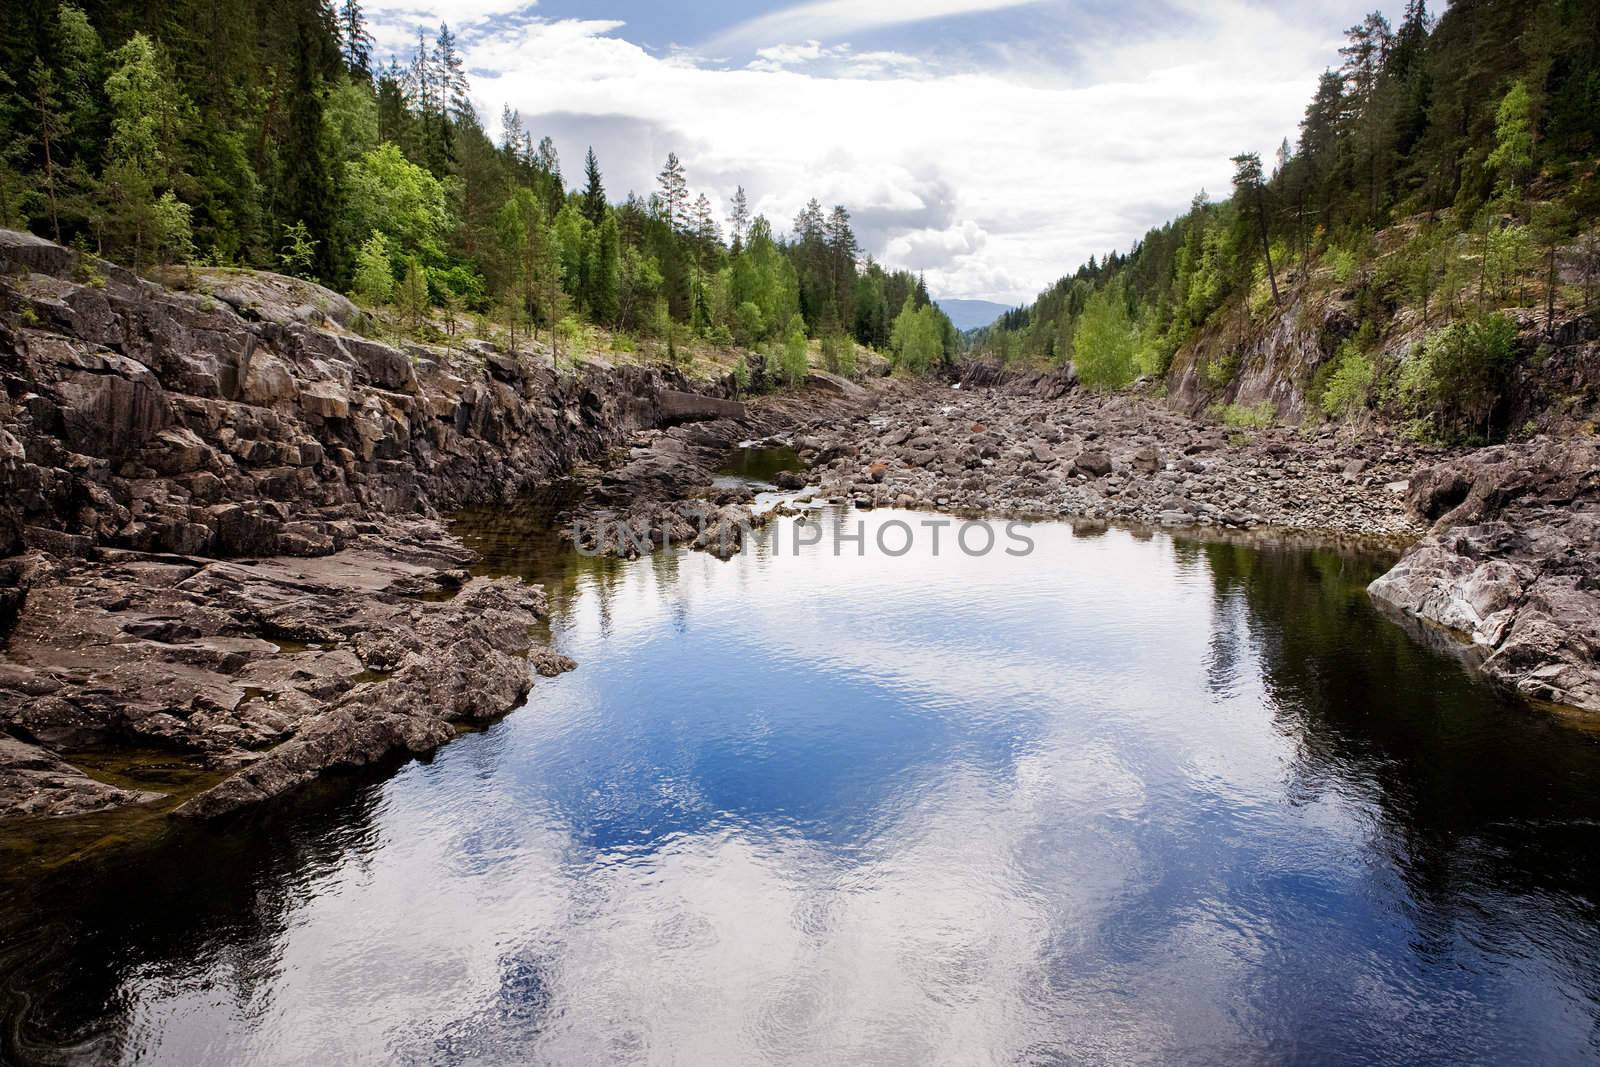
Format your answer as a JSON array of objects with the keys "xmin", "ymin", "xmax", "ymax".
[
  {"xmin": 3, "ymin": 227, "xmax": 1596, "ymax": 823},
  {"xmin": 0, "ymin": 230, "xmax": 754, "ymax": 818},
  {"xmin": 1369, "ymin": 438, "xmax": 1600, "ymax": 713}
]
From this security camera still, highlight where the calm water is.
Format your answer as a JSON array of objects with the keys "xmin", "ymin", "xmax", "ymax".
[{"xmin": 3, "ymin": 493, "xmax": 1600, "ymax": 1064}]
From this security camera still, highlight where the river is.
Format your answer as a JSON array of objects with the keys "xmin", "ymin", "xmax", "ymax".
[{"xmin": 2, "ymin": 465, "xmax": 1598, "ymax": 1064}]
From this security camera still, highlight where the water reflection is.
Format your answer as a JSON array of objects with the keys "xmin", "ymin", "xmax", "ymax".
[{"xmin": 2, "ymin": 511, "xmax": 1599, "ymax": 1064}]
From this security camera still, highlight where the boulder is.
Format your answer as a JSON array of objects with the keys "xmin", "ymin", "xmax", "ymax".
[{"xmin": 1074, "ymin": 450, "xmax": 1113, "ymax": 478}]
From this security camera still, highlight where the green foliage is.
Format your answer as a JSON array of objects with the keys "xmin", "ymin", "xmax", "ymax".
[
  {"xmin": 1320, "ymin": 342, "xmax": 1376, "ymax": 420},
  {"xmin": 732, "ymin": 301, "xmax": 765, "ymax": 347},
  {"xmin": 1324, "ymin": 246, "xmax": 1357, "ymax": 286},
  {"xmin": 977, "ymin": 1, "xmax": 1600, "ymax": 391},
  {"xmin": 1486, "ymin": 81, "xmax": 1535, "ymax": 196},
  {"xmin": 556, "ymin": 314, "xmax": 588, "ymax": 360},
  {"xmin": 345, "ymin": 143, "xmax": 449, "ymax": 264},
  {"xmin": 323, "ymin": 77, "xmax": 380, "ymax": 166},
  {"xmin": 1204, "ymin": 350, "xmax": 1241, "ymax": 388},
  {"xmin": 277, "ymin": 221, "xmax": 319, "ymax": 279},
  {"xmin": 395, "ymin": 255, "xmax": 430, "ymax": 334},
  {"xmin": 1483, "ymin": 223, "xmax": 1535, "ymax": 304},
  {"xmin": 821, "ymin": 332, "xmax": 856, "ymax": 377},
  {"xmin": 1073, "ymin": 285, "xmax": 1138, "ymax": 390},
  {"xmin": 1211, "ymin": 401, "xmax": 1276, "ymax": 429},
  {"xmin": 152, "ymin": 191, "xmax": 194, "ymax": 265},
  {"xmin": 1404, "ymin": 313, "xmax": 1520, "ymax": 440},
  {"xmin": 889, "ymin": 297, "xmax": 945, "ymax": 374},
  {"xmin": 352, "ymin": 231, "xmax": 395, "ymax": 302},
  {"xmin": 96, "ymin": 32, "xmax": 190, "ymax": 267},
  {"xmin": 779, "ymin": 315, "xmax": 809, "ymax": 384}
]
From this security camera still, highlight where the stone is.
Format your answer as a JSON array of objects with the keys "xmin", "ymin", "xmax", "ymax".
[
  {"xmin": 299, "ymin": 380, "xmax": 350, "ymax": 419},
  {"xmin": 1074, "ymin": 450, "xmax": 1113, "ymax": 478}
]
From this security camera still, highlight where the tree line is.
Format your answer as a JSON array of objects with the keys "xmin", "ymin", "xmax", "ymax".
[{"xmin": 0, "ymin": 0, "xmax": 959, "ymax": 376}]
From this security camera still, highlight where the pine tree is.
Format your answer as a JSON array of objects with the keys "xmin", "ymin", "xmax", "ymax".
[
  {"xmin": 1231, "ymin": 152, "xmax": 1280, "ymax": 306},
  {"xmin": 581, "ymin": 147, "xmax": 606, "ymax": 226},
  {"xmin": 28, "ymin": 61, "xmax": 66, "ymax": 241},
  {"xmin": 377, "ymin": 60, "xmax": 412, "ymax": 148},
  {"xmin": 435, "ymin": 24, "xmax": 471, "ymax": 123},
  {"xmin": 691, "ymin": 193, "xmax": 717, "ymax": 247},
  {"xmin": 825, "ymin": 205, "xmax": 858, "ymax": 329},
  {"xmin": 587, "ymin": 213, "xmax": 620, "ymax": 325},
  {"xmin": 53, "ymin": 4, "xmax": 103, "ymax": 169},
  {"xmin": 352, "ymin": 232, "xmax": 395, "ymax": 304},
  {"xmin": 284, "ymin": 12, "xmax": 338, "ymax": 281},
  {"xmin": 729, "ymin": 185, "xmax": 750, "ymax": 247},
  {"xmin": 656, "ymin": 151, "xmax": 686, "ymax": 231},
  {"xmin": 339, "ymin": 0, "xmax": 374, "ymax": 78},
  {"xmin": 395, "ymin": 254, "xmax": 430, "ymax": 335}
]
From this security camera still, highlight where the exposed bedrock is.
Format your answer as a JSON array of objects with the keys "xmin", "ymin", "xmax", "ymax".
[
  {"xmin": 0, "ymin": 229, "xmax": 741, "ymax": 818},
  {"xmin": 1369, "ymin": 438, "xmax": 1600, "ymax": 712}
]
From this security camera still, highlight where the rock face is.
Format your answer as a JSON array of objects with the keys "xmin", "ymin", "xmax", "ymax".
[
  {"xmin": 1369, "ymin": 438, "xmax": 1600, "ymax": 712},
  {"xmin": 0, "ymin": 229, "xmax": 723, "ymax": 582},
  {"xmin": 0, "ymin": 230, "xmax": 739, "ymax": 818}
]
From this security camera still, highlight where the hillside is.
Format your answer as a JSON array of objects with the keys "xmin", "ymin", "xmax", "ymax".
[
  {"xmin": 0, "ymin": 0, "xmax": 960, "ymax": 389},
  {"xmin": 972, "ymin": 0, "xmax": 1600, "ymax": 444}
]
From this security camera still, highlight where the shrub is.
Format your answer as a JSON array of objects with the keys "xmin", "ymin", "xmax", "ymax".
[
  {"xmin": 821, "ymin": 332, "xmax": 856, "ymax": 376},
  {"xmin": 1324, "ymin": 246, "xmax": 1357, "ymax": 286},
  {"xmin": 1211, "ymin": 401, "xmax": 1276, "ymax": 429},
  {"xmin": 556, "ymin": 315, "xmax": 588, "ymax": 358},
  {"xmin": 779, "ymin": 316, "xmax": 809, "ymax": 385},
  {"xmin": 1204, "ymin": 350, "xmax": 1241, "ymax": 387},
  {"xmin": 1408, "ymin": 313, "xmax": 1519, "ymax": 440},
  {"xmin": 351, "ymin": 232, "xmax": 395, "ymax": 305},
  {"xmin": 153, "ymin": 191, "xmax": 195, "ymax": 266},
  {"xmin": 278, "ymin": 220, "xmax": 319, "ymax": 280},
  {"xmin": 1320, "ymin": 344, "xmax": 1376, "ymax": 420},
  {"xmin": 732, "ymin": 301, "xmax": 765, "ymax": 347}
]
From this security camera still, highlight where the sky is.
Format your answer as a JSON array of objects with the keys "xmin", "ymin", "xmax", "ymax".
[{"xmin": 361, "ymin": 0, "xmax": 1380, "ymax": 305}]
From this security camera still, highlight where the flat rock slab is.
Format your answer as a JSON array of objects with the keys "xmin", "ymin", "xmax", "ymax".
[
  {"xmin": 0, "ymin": 533, "xmax": 568, "ymax": 820},
  {"xmin": 658, "ymin": 389, "xmax": 746, "ymax": 424},
  {"xmin": 0, "ymin": 735, "xmax": 163, "ymax": 818}
]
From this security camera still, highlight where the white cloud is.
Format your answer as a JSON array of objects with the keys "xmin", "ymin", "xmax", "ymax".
[
  {"xmin": 363, "ymin": 0, "xmax": 537, "ymax": 24},
  {"xmin": 747, "ymin": 39, "xmax": 851, "ymax": 71},
  {"xmin": 711, "ymin": 0, "xmax": 1049, "ymax": 51},
  {"xmin": 397, "ymin": 2, "xmax": 1377, "ymax": 303}
]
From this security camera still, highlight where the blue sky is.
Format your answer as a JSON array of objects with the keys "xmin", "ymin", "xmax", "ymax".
[{"xmin": 363, "ymin": 0, "xmax": 1379, "ymax": 303}]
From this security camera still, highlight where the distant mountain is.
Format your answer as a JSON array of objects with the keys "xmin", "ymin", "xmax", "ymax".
[{"xmin": 937, "ymin": 299, "xmax": 1012, "ymax": 332}]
